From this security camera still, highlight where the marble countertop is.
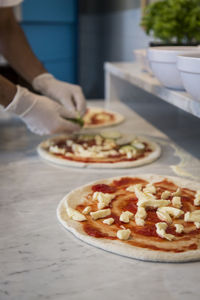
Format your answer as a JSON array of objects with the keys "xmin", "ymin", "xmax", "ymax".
[{"xmin": 1, "ymin": 100, "xmax": 200, "ymax": 300}]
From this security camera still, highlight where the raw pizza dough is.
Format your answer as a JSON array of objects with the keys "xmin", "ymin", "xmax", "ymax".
[
  {"xmin": 37, "ymin": 133, "xmax": 161, "ymax": 169},
  {"xmin": 57, "ymin": 174, "xmax": 200, "ymax": 262},
  {"xmin": 83, "ymin": 107, "xmax": 124, "ymax": 128}
]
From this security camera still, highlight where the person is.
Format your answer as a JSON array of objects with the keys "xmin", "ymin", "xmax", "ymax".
[{"xmin": 0, "ymin": 0, "xmax": 86, "ymax": 135}]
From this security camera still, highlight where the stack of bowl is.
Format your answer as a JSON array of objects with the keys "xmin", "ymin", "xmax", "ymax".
[
  {"xmin": 177, "ymin": 53, "xmax": 200, "ymax": 101},
  {"xmin": 147, "ymin": 46, "xmax": 200, "ymax": 91}
]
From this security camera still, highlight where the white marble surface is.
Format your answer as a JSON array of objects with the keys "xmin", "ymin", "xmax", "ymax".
[
  {"xmin": 1, "ymin": 100, "xmax": 200, "ymax": 300},
  {"xmin": 105, "ymin": 62, "xmax": 200, "ymax": 118}
]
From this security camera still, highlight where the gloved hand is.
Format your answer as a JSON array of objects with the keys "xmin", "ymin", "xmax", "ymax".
[
  {"xmin": 5, "ymin": 85, "xmax": 80, "ymax": 135},
  {"xmin": 32, "ymin": 73, "xmax": 86, "ymax": 118}
]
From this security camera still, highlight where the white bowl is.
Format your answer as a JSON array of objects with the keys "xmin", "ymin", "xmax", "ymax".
[
  {"xmin": 133, "ymin": 49, "xmax": 153, "ymax": 75},
  {"xmin": 148, "ymin": 46, "xmax": 199, "ymax": 90},
  {"xmin": 177, "ymin": 52, "xmax": 200, "ymax": 101}
]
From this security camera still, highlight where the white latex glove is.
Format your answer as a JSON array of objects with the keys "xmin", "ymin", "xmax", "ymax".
[
  {"xmin": 32, "ymin": 73, "xmax": 86, "ymax": 118},
  {"xmin": 5, "ymin": 85, "xmax": 80, "ymax": 135}
]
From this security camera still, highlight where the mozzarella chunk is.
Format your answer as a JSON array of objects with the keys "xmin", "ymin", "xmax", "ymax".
[
  {"xmin": 96, "ymin": 114, "xmax": 110, "ymax": 121},
  {"xmin": 82, "ymin": 206, "xmax": 91, "ymax": 215},
  {"xmin": 184, "ymin": 210, "xmax": 200, "ymax": 223},
  {"xmin": 158, "ymin": 206, "xmax": 184, "ymax": 218},
  {"xmin": 66, "ymin": 139, "xmax": 73, "ymax": 146},
  {"xmin": 95, "ymin": 135, "xmax": 103, "ymax": 146},
  {"xmin": 135, "ymin": 207, "xmax": 147, "ymax": 226},
  {"xmin": 103, "ymin": 218, "xmax": 114, "ymax": 225},
  {"xmin": 195, "ymin": 222, "xmax": 200, "ymax": 229},
  {"xmin": 138, "ymin": 198, "xmax": 170, "ymax": 209},
  {"xmin": 127, "ymin": 152, "xmax": 133, "ymax": 159},
  {"xmin": 143, "ymin": 184, "xmax": 156, "ymax": 194},
  {"xmin": 120, "ymin": 211, "xmax": 133, "ymax": 223},
  {"xmin": 64, "ymin": 152, "xmax": 73, "ymax": 157},
  {"xmin": 117, "ymin": 229, "xmax": 131, "ymax": 240},
  {"xmin": 126, "ymin": 184, "xmax": 142, "ymax": 192},
  {"xmin": 156, "ymin": 210, "xmax": 172, "ymax": 224},
  {"xmin": 90, "ymin": 208, "xmax": 111, "ymax": 220},
  {"xmin": 155, "ymin": 222, "xmax": 175, "ymax": 241},
  {"xmin": 174, "ymin": 224, "xmax": 184, "ymax": 233},
  {"xmin": 132, "ymin": 142, "xmax": 145, "ymax": 150},
  {"xmin": 93, "ymin": 192, "xmax": 115, "ymax": 209},
  {"xmin": 172, "ymin": 196, "xmax": 182, "ymax": 208},
  {"xmin": 66, "ymin": 207, "xmax": 86, "ymax": 221},
  {"xmin": 172, "ymin": 188, "xmax": 181, "ymax": 197},
  {"xmin": 134, "ymin": 185, "xmax": 171, "ymax": 208},
  {"xmin": 157, "ymin": 207, "xmax": 184, "ymax": 224},
  {"xmin": 109, "ymin": 150, "xmax": 118, "ymax": 156},
  {"xmin": 194, "ymin": 191, "xmax": 200, "ymax": 206},
  {"xmin": 161, "ymin": 190, "xmax": 171, "ymax": 199},
  {"xmin": 49, "ymin": 145, "xmax": 66, "ymax": 155}
]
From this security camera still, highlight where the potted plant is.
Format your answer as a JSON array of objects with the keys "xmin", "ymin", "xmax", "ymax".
[{"xmin": 141, "ymin": 0, "xmax": 200, "ymax": 46}]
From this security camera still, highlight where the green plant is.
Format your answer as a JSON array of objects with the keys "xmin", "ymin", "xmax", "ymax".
[{"xmin": 141, "ymin": 0, "xmax": 200, "ymax": 44}]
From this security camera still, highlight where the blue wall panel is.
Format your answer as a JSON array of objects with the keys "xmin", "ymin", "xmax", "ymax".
[
  {"xmin": 44, "ymin": 60, "xmax": 76, "ymax": 83},
  {"xmin": 22, "ymin": 0, "xmax": 77, "ymax": 23},
  {"xmin": 21, "ymin": 24, "xmax": 76, "ymax": 61},
  {"xmin": 21, "ymin": 0, "xmax": 78, "ymax": 83}
]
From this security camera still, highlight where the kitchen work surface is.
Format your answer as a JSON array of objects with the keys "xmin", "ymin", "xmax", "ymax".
[
  {"xmin": 1, "ymin": 100, "xmax": 200, "ymax": 300},
  {"xmin": 105, "ymin": 62, "xmax": 200, "ymax": 118}
]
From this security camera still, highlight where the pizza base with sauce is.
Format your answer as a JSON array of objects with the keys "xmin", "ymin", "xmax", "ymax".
[
  {"xmin": 37, "ymin": 133, "xmax": 161, "ymax": 169},
  {"xmin": 83, "ymin": 107, "xmax": 124, "ymax": 128},
  {"xmin": 57, "ymin": 175, "xmax": 200, "ymax": 262}
]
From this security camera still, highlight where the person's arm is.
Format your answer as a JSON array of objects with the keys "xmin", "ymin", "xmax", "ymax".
[
  {"xmin": 0, "ymin": 7, "xmax": 46, "ymax": 83},
  {"xmin": 0, "ymin": 7, "xmax": 86, "ymax": 117},
  {"xmin": 0, "ymin": 75, "xmax": 17, "ymax": 107},
  {"xmin": 0, "ymin": 75, "xmax": 80, "ymax": 135}
]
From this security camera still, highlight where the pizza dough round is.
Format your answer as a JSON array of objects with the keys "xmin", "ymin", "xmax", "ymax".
[
  {"xmin": 83, "ymin": 107, "xmax": 124, "ymax": 128},
  {"xmin": 37, "ymin": 135, "xmax": 161, "ymax": 169},
  {"xmin": 57, "ymin": 174, "xmax": 200, "ymax": 262}
]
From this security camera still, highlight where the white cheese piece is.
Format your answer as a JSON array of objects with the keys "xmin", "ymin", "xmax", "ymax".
[
  {"xmin": 143, "ymin": 184, "xmax": 156, "ymax": 194},
  {"xmin": 82, "ymin": 206, "xmax": 91, "ymax": 215},
  {"xmin": 90, "ymin": 208, "xmax": 111, "ymax": 220},
  {"xmin": 194, "ymin": 191, "xmax": 200, "ymax": 206},
  {"xmin": 134, "ymin": 185, "xmax": 171, "ymax": 208},
  {"xmin": 95, "ymin": 135, "xmax": 103, "ymax": 146},
  {"xmin": 184, "ymin": 210, "xmax": 200, "ymax": 223},
  {"xmin": 96, "ymin": 114, "xmax": 110, "ymax": 121},
  {"xmin": 132, "ymin": 142, "xmax": 145, "ymax": 150},
  {"xmin": 108, "ymin": 150, "xmax": 118, "ymax": 156},
  {"xmin": 155, "ymin": 222, "xmax": 175, "ymax": 241},
  {"xmin": 127, "ymin": 152, "xmax": 133, "ymax": 159},
  {"xmin": 161, "ymin": 190, "xmax": 171, "ymax": 199},
  {"xmin": 119, "ymin": 211, "xmax": 134, "ymax": 223},
  {"xmin": 195, "ymin": 222, "xmax": 200, "ymax": 229},
  {"xmin": 66, "ymin": 140, "xmax": 73, "ymax": 146},
  {"xmin": 93, "ymin": 192, "xmax": 115, "ymax": 209},
  {"xmin": 126, "ymin": 184, "xmax": 142, "ymax": 192},
  {"xmin": 157, "ymin": 207, "xmax": 184, "ymax": 223},
  {"xmin": 103, "ymin": 139, "xmax": 116, "ymax": 148},
  {"xmin": 117, "ymin": 229, "xmax": 131, "ymax": 240},
  {"xmin": 156, "ymin": 210, "xmax": 172, "ymax": 224},
  {"xmin": 49, "ymin": 145, "xmax": 66, "ymax": 155},
  {"xmin": 64, "ymin": 152, "xmax": 73, "ymax": 157},
  {"xmin": 172, "ymin": 188, "xmax": 181, "ymax": 197},
  {"xmin": 135, "ymin": 207, "xmax": 147, "ymax": 226},
  {"xmin": 172, "ymin": 196, "xmax": 182, "ymax": 208},
  {"xmin": 174, "ymin": 224, "xmax": 184, "ymax": 233},
  {"xmin": 103, "ymin": 218, "xmax": 114, "ymax": 225},
  {"xmin": 66, "ymin": 207, "xmax": 86, "ymax": 221}
]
